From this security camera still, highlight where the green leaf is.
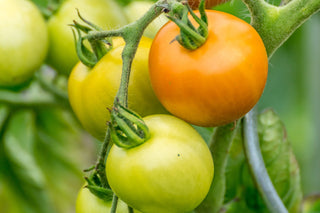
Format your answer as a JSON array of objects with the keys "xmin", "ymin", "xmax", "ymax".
[
  {"xmin": 223, "ymin": 109, "xmax": 302, "ymax": 213},
  {"xmin": 2, "ymin": 110, "xmax": 55, "ymax": 213}
]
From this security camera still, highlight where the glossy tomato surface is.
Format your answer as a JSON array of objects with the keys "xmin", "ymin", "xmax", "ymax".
[
  {"xmin": 68, "ymin": 37, "xmax": 167, "ymax": 141},
  {"xmin": 149, "ymin": 11, "xmax": 268, "ymax": 127},
  {"xmin": 106, "ymin": 114, "xmax": 214, "ymax": 213},
  {"xmin": 47, "ymin": 0, "xmax": 127, "ymax": 75},
  {"xmin": 0, "ymin": 0, "xmax": 48, "ymax": 86}
]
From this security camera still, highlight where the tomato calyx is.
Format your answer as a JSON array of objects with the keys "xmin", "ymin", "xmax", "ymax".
[
  {"xmin": 70, "ymin": 10, "xmax": 112, "ymax": 68},
  {"xmin": 109, "ymin": 101, "xmax": 150, "ymax": 149},
  {"xmin": 167, "ymin": 0, "xmax": 208, "ymax": 50},
  {"xmin": 83, "ymin": 175, "xmax": 113, "ymax": 202}
]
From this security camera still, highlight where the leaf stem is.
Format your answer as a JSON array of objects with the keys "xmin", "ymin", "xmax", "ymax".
[{"xmin": 243, "ymin": 106, "xmax": 288, "ymax": 213}]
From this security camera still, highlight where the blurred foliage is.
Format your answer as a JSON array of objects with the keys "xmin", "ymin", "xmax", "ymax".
[{"xmin": 0, "ymin": 104, "xmax": 97, "ymax": 213}]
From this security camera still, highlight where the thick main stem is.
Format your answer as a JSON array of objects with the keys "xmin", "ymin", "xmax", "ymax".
[{"xmin": 242, "ymin": 0, "xmax": 320, "ymax": 57}]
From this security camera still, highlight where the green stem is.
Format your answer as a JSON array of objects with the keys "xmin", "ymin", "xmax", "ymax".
[
  {"xmin": 115, "ymin": 3, "xmax": 163, "ymax": 106},
  {"xmin": 243, "ymin": 107, "xmax": 288, "ymax": 213},
  {"xmin": 242, "ymin": 0, "xmax": 320, "ymax": 57},
  {"xmin": 196, "ymin": 123, "xmax": 238, "ymax": 213},
  {"xmin": 95, "ymin": 128, "xmax": 111, "ymax": 188},
  {"xmin": 110, "ymin": 194, "xmax": 119, "ymax": 213}
]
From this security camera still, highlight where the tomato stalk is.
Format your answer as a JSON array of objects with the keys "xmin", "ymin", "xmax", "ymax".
[{"xmin": 243, "ymin": 0, "xmax": 320, "ymax": 57}]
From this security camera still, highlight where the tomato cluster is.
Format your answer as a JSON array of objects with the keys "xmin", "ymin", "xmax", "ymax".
[{"xmin": 1, "ymin": 0, "xmax": 268, "ymax": 212}]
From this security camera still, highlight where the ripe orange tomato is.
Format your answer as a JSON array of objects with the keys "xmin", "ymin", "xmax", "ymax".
[
  {"xmin": 188, "ymin": 0, "xmax": 228, "ymax": 9},
  {"xmin": 149, "ymin": 10, "xmax": 268, "ymax": 127}
]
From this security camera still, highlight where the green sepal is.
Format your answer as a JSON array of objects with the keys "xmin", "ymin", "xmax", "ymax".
[
  {"xmin": 84, "ymin": 178, "xmax": 113, "ymax": 202},
  {"xmin": 70, "ymin": 10, "xmax": 113, "ymax": 68},
  {"xmin": 166, "ymin": 0, "xmax": 208, "ymax": 50},
  {"xmin": 110, "ymin": 102, "xmax": 150, "ymax": 149},
  {"xmin": 71, "ymin": 27, "xmax": 97, "ymax": 68}
]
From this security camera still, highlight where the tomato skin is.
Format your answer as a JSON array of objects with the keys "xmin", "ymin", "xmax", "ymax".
[
  {"xmin": 47, "ymin": 0, "xmax": 127, "ymax": 75},
  {"xmin": 149, "ymin": 11, "xmax": 268, "ymax": 127},
  {"xmin": 0, "ymin": 0, "xmax": 48, "ymax": 86},
  {"xmin": 188, "ymin": 0, "xmax": 228, "ymax": 9},
  {"xmin": 76, "ymin": 185, "xmax": 140, "ymax": 213},
  {"xmin": 68, "ymin": 37, "xmax": 167, "ymax": 141},
  {"xmin": 106, "ymin": 114, "xmax": 214, "ymax": 213}
]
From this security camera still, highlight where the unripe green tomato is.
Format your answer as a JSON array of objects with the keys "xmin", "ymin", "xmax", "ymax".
[
  {"xmin": 76, "ymin": 185, "xmax": 140, "ymax": 213},
  {"xmin": 106, "ymin": 114, "xmax": 214, "ymax": 213},
  {"xmin": 124, "ymin": 1, "xmax": 168, "ymax": 38},
  {"xmin": 68, "ymin": 37, "xmax": 167, "ymax": 141},
  {"xmin": 0, "ymin": 0, "xmax": 48, "ymax": 87},
  {"xmin": 47, "ymin": 0, "xmax": 127, "ymax": 75}
]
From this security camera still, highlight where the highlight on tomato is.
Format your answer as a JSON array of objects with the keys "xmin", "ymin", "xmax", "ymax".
[
  {"xmin": 0, "ymin": 0, "xmax": 48, "ymax": 87},
  {"xmin": 46, "ymin": 0, "xmax": 127, "ymax": 75},
  {"xmin": 149, "ymin": 10, "xmax": 268, "ymax": 127},
  {"xmin": 68, "ymin": 37, "xmax": 167, "ymax": 141},
  {"xmin": 106, "ymin": 114, "xmax": 214, "ymax": 213}
]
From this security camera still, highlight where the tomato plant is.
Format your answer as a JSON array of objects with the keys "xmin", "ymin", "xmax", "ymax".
[
  {"xmin": 188, "ymin": 0, "xmax": 228, "ymax": 9},
  {"xmin": 68, "ymin": 37, "xmax": 167, "ymax": 141},
  {"xmin": 46, "ymin": 0, "xmax": 127, "ymax": 75},
  {"xmin": 106, "ymin": 114, "xmax": 214, "ymax": 213},
  {"xmin": 0, "ymin": 0, "xmax": 48, "ymax": 87},
  {"xmin": 76, "ymin": 185, "xmax": 140, "ymax": 213},
  {"xmin": 149, "ymin": 10, "xmax": 268, "ymax": 127}
]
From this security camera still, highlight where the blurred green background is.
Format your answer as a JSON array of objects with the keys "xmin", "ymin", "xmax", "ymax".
[{"xmin": 0, "ymin": 0, "xmax": 319, "ymax": 212}]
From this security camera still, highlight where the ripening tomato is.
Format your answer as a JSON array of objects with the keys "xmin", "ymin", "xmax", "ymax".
[
  {"xmin": 76, "ymin": 185, "xmax": 140, "ymax": 213},
  {"xmin": 188, "ymin": 0, "xmax": 228, "ymax": 9},
  {"xmin": 68, "ymin": 37, "xmax": 167, "ymax": 141},
  {"xmin": 149, "ymin": 10, "xmax": 268, "ymax": 127},
  {"xmin": 47, "ymin": 0, "xmax": 127, "ymax": 75},
  {"xmin": 0, "ymin": 0, "xmax": 48, "ymax": 86},
  {"xmin": 106, "ymin": 114, "xmax": 214, "ymax": 213}
]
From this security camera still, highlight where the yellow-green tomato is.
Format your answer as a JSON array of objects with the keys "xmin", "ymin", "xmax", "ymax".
[
  {"xmin": 47, "ymin": 0, "xmax": 127, "ymax": 75},
  {"xmin": 0, "ymin": 0, "xmax": 48, "ymax": 86},
  {"xmin": 76, "ymin": 185, "xmax": 140, "ymax": 213},
  {"xmin": 68, "ymin": 37, "xmax": 167, "ymax": 141},
  {"xmin": 106, "ymin": 114, "xmax": 214, "ymax": 213},
  {"xmin": 124, "ymin": 1, "xmax": 168, "ymax": 38}
]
